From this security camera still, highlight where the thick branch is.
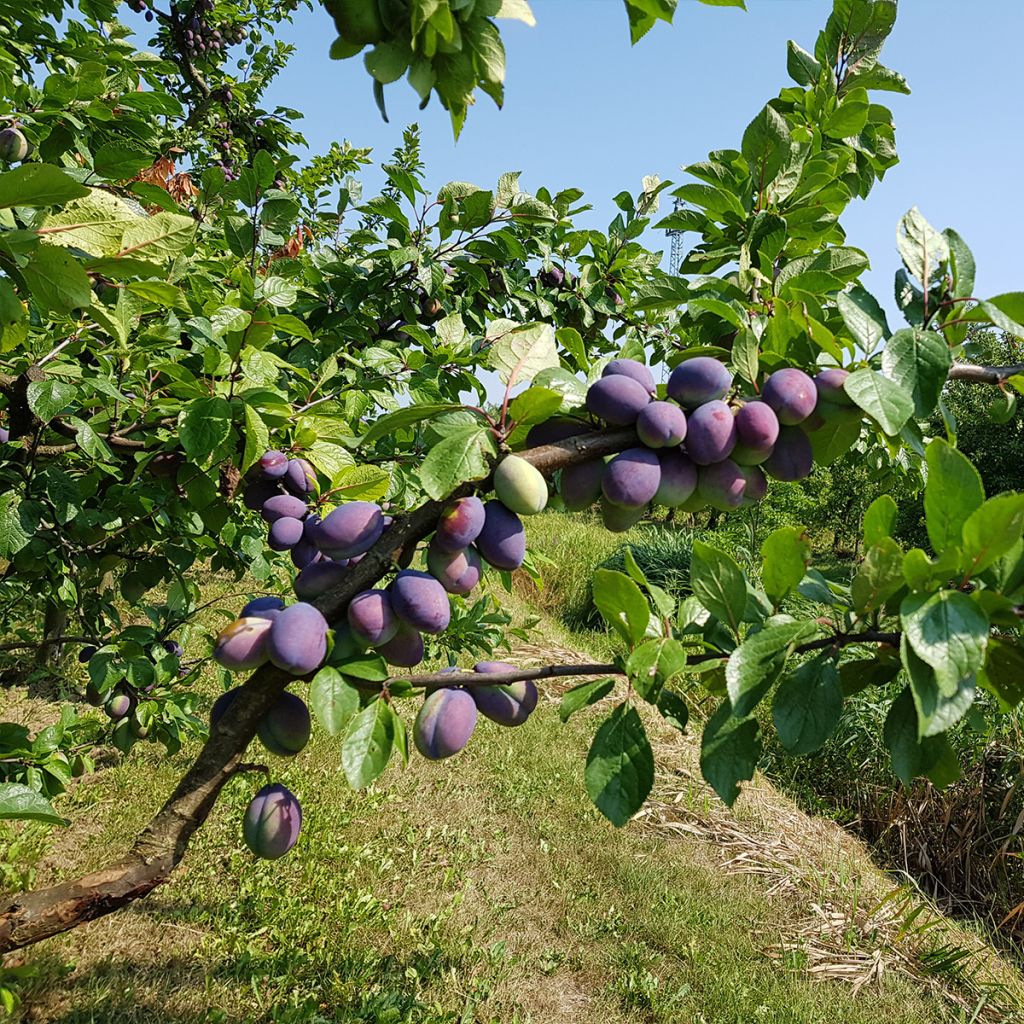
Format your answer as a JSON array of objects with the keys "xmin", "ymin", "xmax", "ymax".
[
  {"xmin": 947, "ymin": 362, "xmax": 1024, "ymax": 385},
  {"xmin": 398, "ymin": 663, "xmax": 621, "ymax": 689},
  {"xmin": 0, "ymin": 426, "xmax": 636, "ymax": 954}
]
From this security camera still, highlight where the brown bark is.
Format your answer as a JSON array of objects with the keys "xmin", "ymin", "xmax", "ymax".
[{"xmin": 0, "ymin": 426, "xmax": 636, "ymax": 954}]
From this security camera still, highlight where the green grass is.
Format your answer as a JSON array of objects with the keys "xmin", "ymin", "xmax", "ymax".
[{"xmin": 3, "ymin": 565, "xmax": 1023, "ymax": 1022}]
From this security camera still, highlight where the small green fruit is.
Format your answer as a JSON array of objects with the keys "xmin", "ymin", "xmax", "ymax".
[
  {"xmin": 0, "ymin": 127, "xmax": 28, "ymax": 163},
  {"xmin": 493, "ymin": 455, "xmax": 548, "ymax": 516}
]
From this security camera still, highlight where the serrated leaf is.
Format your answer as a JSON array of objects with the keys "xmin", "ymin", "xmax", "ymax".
[
  {"xmin": 592, "ymin": 568, "xmax": 650, "ymax": 646},
  {"xmin": 489, "ymin": 322, "xmax": 558, "ymax": 387},
  {"xmin": 924, "ymin": 439, "xmax": 984, "ymax": 554},
  {"xmin": 844, "ymin": 368, "xmax": 914, "ymax": 436},
  {"xmin": 901, "ymin": 590, "xmax": 989, "ymax": 698},
  {"xmin": 772, "ymin": 657, "xmax": 842, "ymax": 754},
  {"xmin": 342, "ymin": 699, "xmax": 395, "ymax": 789},
  {"xmin": 22, "ymin": 245, "xmax": 92, "ymax": 314},
  {"xmin": 725, "ymin": 620, "xmax": 816, "ymax": 718},
  {"xmin": 0, "ymin": 164, "xmax": 89, "ymax": 208},
  {"xmin": 836, "ymin": 286, "xmax": 889, "ymax": 355},
  {"xmin": 178, "ymin": 396, "xmax": 232, "ymax": 460},
  {"xmin": 0, "ymin": 783, "xmax": 68, "ymax": 825},
  {"xmin": 851, "ymin": 537, "xmax": 905, "ymax": 614},
  {"xmin": 961, "ymin": 495, "xmax": 1024, "ymax": 578},
  {"xmin": 760, "ymin": 526, "xmax": 811, "ymax": 606},
  {"xmin": 690, "ymin": 542, "xmax": 746, "ymax": 636},
  {"xmin": 881, "ymin": 328, "xmax": 951, "ymax": 418},
  {"xmin": 26, "ymin": 379, "xmax": 75, "ymax": 423},
  {"xmin": 863, "ymin": 494, "xmax": 897, "ymax": 546},
  {"xmin": 119, "ymin": 211, "xmax": 196, "ymax": 260},
  {"xmin": 626, "ymin": 638, "xmax": 687, "ymax": 703},
  {"xmin": 419, "ymin": 426, "xmax": 496, "ymax": 500},
  {"xmin": 559, "ymin": 677, "xmax": 615, "ymax": 722},
  {"xmin": 700, "ymin": 701, "xmax": 761, "ymax": 807},
  {"xmin": 897, "ymin": 206, "xmax": 948, "ymax": 286},
  {"xmin": 310, "ymin": 667, "xmax": 360, "ymax": 737},
  {"xmin": 584, "ymin": 704, "xmax": 654, "ymax": 826}
]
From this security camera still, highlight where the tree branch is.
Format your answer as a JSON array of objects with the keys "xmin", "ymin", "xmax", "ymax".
[
  {"xmin": 947, "ymin": 362, "xmax": 1024, "ymax": 385},
  {"xmin": 0, "ymin": 426, "xmax": 636, "ymax": 954}
]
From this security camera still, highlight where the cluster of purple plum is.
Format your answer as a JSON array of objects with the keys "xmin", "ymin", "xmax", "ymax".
[
  {"xmin": 180, "ymin": 0, "xmax": 247, "ymax": 57},
  {"xmin": 542, "ymin": 356, "xmax": 858, "ymax": 529},
  {"xmin": 242, "ymin": 450, "xmax": 322, "ymax": 565}
]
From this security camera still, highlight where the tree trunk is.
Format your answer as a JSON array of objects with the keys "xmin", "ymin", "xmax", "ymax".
[{"xmin": 35, "ymin": 603, "xmax": 67, "ymax": 668}]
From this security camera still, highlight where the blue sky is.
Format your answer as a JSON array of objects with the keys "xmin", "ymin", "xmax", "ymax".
[{"xmin": 264, "ymin": 0, "xmax": 1021, "ymax": 325}]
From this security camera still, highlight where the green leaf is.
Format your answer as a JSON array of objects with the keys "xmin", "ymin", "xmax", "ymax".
[
  {"xmin": 0, "ymin": 164, "xmax": 89, "ymax": 208},
  {"xmin": 772, "ymin": 657, "xmax": 842, "ymax": 754},
  {"xmin": 690, "ymin": 542, "xmax": 746, "ymax": 635},
  {"xmin": 884, "ymin": 687, "xmax": 927, "ymax": 785},
  {"xmin": 978, "ymin": 638, "xmax": 1024, "ymax": 712},
  {"xmin": 178, "ymin": 396, "xmax": 232, "ymax": 460},
  {"xmin": 489, "ymin": 322, "xmax": 559, "ymax": 387},
  {"xmin": 924, "ymin": 439, "xmax": 984, "ymax": 554},
  {"xmin": 22, "ymin": 245, "xmax": 92, "ymax": 314},
  {"xmin": 361, "ymin": 403, "xmax": 463, "ymax": 446},
  {"xmin": 725, "ymin": 620, "xmax": 816, "ymax": 718},
  {"xmin": 419, "ymin": 426, "xmax": 497, "ymax": 500},
  {"xmin": 626, "ymin": 638, "xmax": 687, "ymax": 703},
  {"xmin": 902, "ymin": 635, "xmax": 975, "ymax": 738},
  {"xmin": 26, "ymin": 379, "xmax": 75, "ymax": 423},
  {"xmin": 508, "ymin": 387, "xmax": 563, "ymax": 427},
  {"xmin": 584, "ymin": 704, "xmax": 654, "ymax": 827},
  {"xmin": 272, "ymin": 314, "xmax": 313, "ymax": 341},
  {"xmin": 851, "ymin": 537, "xmax": 905, "ymax": 614},
  {"xmin": 741, "ymin": 103, "xmax": 790, "ymax": 187},
  {"xmin": 241, "ymin": 404, "xmax": 270, "ymax": 474},
  {"xmin": 119, "ymin": 212, "xmax": 196, "ymax": 260},
  {"xmin": 961, "ymin": 494, "xmax": 1024, "ymax": 578},
  {"xmin": 863, "ymin": 494, "xmax": 897, "ymax": 547},
  {"xmin": 341, "ymin": 699, "xmax": 395, "ymax": 789},
  {"xmin": 760, "ymin": 526, "xmax": 811, "ymax": 606},
  {"xmin": 309, "ymin": 667, "xmax": 360, "ymax": 737},
  {"xmin": 93, "ymin": 142, "xmax": 151, "ymax": 179},
  {"xmin": 881, "ymin": 328, "xmax": 951, "ymax": 418},
  {"xmin": 901, "ymin": 590, "xmax": 989, "ymax": 698},
  {"xmin": 0, "ymin": 783, "xmax": 68, "ymax": 825},
  {"xmin": 836, "ymin": 287, "xmax": 889, "ymax": 355},
  {"xmin": 592, "ymin": 568, "xmax": 650, "ymax": 646},
  {"xmin": 559, "ymin": 677, "xmax": 615, "ymax": 723},
  {"xmin": 844, "ymin": 369, "xmax": 914, "ymax": 436},
  {"xmin": 943, "ymin": 227, "xmax": 975, "ymax": 300},
  {"xmin": 0, "ymin": 493, "xmax": 32, "ymax": 558},
  {"xmin": 897, "ymin": 206, "xmax": 948, "ymax": 286},
  {"xmin": 656, "ymin": 689, "xmax": 688, "ymax": 732},
  {"xmin": 38, "ymin": 189, "xmax": 138, "ymax": 255},
  {"xmin": 786, "ymin": 40, "xmax": 821, "ymax": 85},
  {"xmin": 700, "ymin": 701, "xmax": 761, "ymax": 807}
]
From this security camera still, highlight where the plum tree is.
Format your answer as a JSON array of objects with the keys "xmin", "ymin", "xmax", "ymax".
[
  {"xmin": 390, "ymin": 570, "xmax": 451, "ymax": 634},
  {"xmin": 5, "ymin": 0, "xmax": 1024, "ymax": 962},
  {"xmin": 243, "ymin": 784, "xmax": 302, "ymax": 860},
  {"xmin": 585, "ymin": 374, "xmax": 651, "ymax": 425},
  {"xmin": 667, "ymin": 357, "xmax": 733, "ymax": 408},
  {"xmin": 601, "ymin": 447, "xmax": 661, "ymax": 508},
  {"xmin": 413, "ymin": 688, "xmax": 478, "ymax": 760},
  {"xmin": 493, "ymin": 455, "xmax": 549, "ymax": 515},
  {"xmin": 684, "ymin": 400, "xmax": 737, "ymax": 465},
  {"xmin": 636, "ymin": 401, "xmax": 687, "ymax": 448}
]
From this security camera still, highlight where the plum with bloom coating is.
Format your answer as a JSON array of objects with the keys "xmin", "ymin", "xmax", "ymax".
[
  {"xmin": 243, "ymin": 783, "xmax": 301, "ymax": 859},
  {"xmin": 667, "ymin": 357, "xmax": 732, "ymax": 408},
  {"xmin": 685, "ymin": 400, "xmax": 737, "ymax": 465},
  {"xmin": 602, "ymin": 358, "xmax": 655, "ymax": 394},
  {"xmin": 636, "ymin": 401, "xmax": 687, "ymax": 448},
  {"xmin": 602, "ymin": 448, "xmax": 661, "ymax": 509},
  {"xmin": 585, "ymin": 375, "xmax": 651, "ymax": 426}
]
